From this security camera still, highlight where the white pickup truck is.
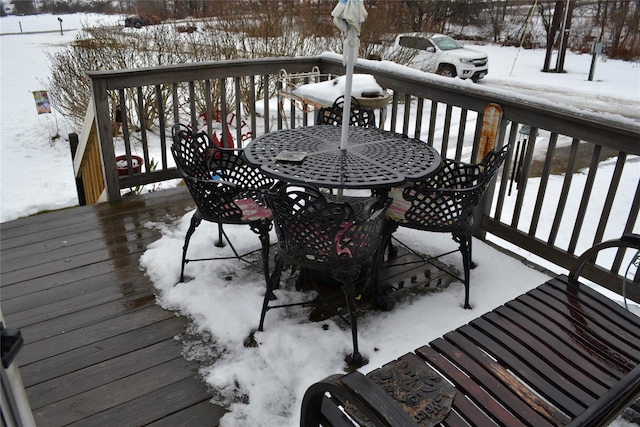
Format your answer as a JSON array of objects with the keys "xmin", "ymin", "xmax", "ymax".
[{"xmin": 393, "ymin": 33, "xmax": 489, "ymax": 82}]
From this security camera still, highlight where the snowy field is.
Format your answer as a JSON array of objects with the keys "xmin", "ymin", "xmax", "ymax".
[{"xmin": 1, "ymin": 13, "xmax": 639, "ymax": 222}]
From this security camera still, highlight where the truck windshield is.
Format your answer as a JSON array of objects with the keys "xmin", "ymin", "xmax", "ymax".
[{"xmin": 432, "ymin": 36, "xmax": 463, "ymax": 51}]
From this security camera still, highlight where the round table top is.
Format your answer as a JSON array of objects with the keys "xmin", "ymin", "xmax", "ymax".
[{"xmin": 244, "ymin": 126, "xmax": 441, "ymax": 189}]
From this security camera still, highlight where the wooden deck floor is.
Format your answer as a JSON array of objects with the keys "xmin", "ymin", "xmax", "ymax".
[
  {"xmin": 0, "ymin": 187, "xmax": 458, "ymax": 426},
  {"xmin": 1, "ymin": 187, "xmax": 228, "ymax": 426}
]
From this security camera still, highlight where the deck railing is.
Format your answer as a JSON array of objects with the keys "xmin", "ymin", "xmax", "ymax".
[{"xmin": 80, "ymin": 53, "xmax": 640, "ymax": 300}]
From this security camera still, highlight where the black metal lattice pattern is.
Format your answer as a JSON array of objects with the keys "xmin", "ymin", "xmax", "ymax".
[
  {"xmin": 402, "ymin": 145, "xmax": 510, "ymax": 233},
  {"xmin": 266, "ymin": 184, "xmax": 389, "ymax": 270},
  {"xmin": 316, "ymin": 96, "xmax": 376, "ymax": 128},
  {"xmin": 244, "ymin": 126, "xmax": 441, "ymax": 189},
  {"xmin": 171, "ymin": 124, "xmax": 275, "ymax": 224}
]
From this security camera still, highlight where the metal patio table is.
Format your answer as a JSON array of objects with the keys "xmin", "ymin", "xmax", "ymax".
[{"xmin": 244, "ymin": 125, "xmax": 441, "ymax": 189}]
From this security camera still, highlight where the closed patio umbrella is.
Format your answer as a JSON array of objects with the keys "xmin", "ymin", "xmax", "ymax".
[
  {"xmin": 332, "ymin": 0, "xmax": 367, "ymax": 152},
  {"xmin": 332, "ymin": 0, "xmax": 367, "ymax": 201}
]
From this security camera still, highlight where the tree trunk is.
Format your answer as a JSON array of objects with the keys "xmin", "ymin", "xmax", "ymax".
[
  {"xmin": 543, "ymin": 1, "xmax": 564, "ymax": 72},
  {"xmin": 556, "ymin": 0, "xmax": 576, "ymax": 72}
]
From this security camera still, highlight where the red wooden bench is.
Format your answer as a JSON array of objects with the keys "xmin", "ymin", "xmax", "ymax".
[{"xmin": 301, "ymin": 234, "xmax": 640, "ymax": 426}]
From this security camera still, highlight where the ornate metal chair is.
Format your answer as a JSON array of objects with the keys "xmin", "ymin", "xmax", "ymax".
[
  {"xmin": 170, "ymin": 124, "xmax": 275, "ymax": 284},
  {"xmin": 316, "ymin": 96, "xmax": 376, "ymax": 128},
  {"xmin": 385, "ymin": 145, "xmax": 510, "ymax": 309},
  {"xmin": 258, "ymin": 183, "xmax": 390, "ymax": 367}
]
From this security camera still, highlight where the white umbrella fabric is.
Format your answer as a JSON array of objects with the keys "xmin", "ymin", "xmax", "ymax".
[{"xmin": 331, "ymin": 0, "xmax": 368, "ymax": 151}]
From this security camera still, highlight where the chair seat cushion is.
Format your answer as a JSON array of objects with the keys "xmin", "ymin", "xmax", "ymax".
[
  {"xmin": 235, "ymin": 198, "xmax": 272, "ymax": 221},
  {"xmin": 386, "ymin": 187, "xmax": 411, "ymax": 223}
]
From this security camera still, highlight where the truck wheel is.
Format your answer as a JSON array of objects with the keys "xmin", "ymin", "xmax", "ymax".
[{"xmin": 437, "ymin": 65, "xmax": 456, "ymax": 78}]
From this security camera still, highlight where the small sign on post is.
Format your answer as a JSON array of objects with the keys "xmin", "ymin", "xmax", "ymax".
[{"xmin": 589, "ymin": 42, "xmax": 602, "ymax": 81}]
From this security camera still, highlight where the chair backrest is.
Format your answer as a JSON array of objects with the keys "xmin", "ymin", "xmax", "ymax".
[
  {"xmin": 317, "ymin": 96, "xmax": 376, "ymax": 128},
  {"xmin": 171, "ymin": 124, "xmax": 212, "ymax": 181},
  {"xmin": 266, "ymin": 184, "xmax": 388, "ymax": 269},
  {"xmin": 172, "ymin": 123, "xmax": 275, "ymax": 191},
  {"xmin": 171, "ymin": 124, "xmax": 249, "ymax": 221},
  {"xmin": 210, "ymin": 148, "xmax": 275, "ymax": 190},
  {"xmin": 402, "ymin": 144, "xmax": 510, "ymax": 232}
]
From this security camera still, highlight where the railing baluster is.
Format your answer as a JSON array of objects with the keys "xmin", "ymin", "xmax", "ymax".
[
  {"xmin": 529, "ymin": 132, "xmax": 558, "ymax": 237},
  {"xmin": 235, "ymin": 77, "xmax": 243, "ymax": 145},
  {"xmin": 156, "ymin": 84, "xmax": 167, "ymax": 169},
  {"xmin": 441, "ymin": 104, "xmax": 453, "ymax": 157},
  {"xmin": 568, "ymin": 144, "xmax": 602, "ymax": 254},
  {"xmin": 413, "ymin": 97, "xmax": 424, "ymax": 138},
  {"xmin": 510, "ymin": 127, "xmax": 538, "ymax": 229},
  {"xmin": 171, "ymin": 83, "xmax": 179, "ymax": 126},
  {"xmin": 427, "ymin": 101, "xmax": 437, "ymax": 148},
  {"xmin": 389, "ymin": 91, "xmax": 399, "ymax": 132},
  {"xmin": 136, "ymin": 86, "xmax": 149, "ymax": 172},
  {"xmin": 454, "ymin": 108, "xmax": 467, "ymax": 162},
  {"xmin": 593, "ymin": 153, "xmax": 626, "ymax": 248},
  {"xmin": 219, "ymin": 78, "xmax": 229, "ymax": 148},
  {"xmin": 548, "ymin": 139, "xmax": 580, "ymax": 246},
  {"xmin": 249, "ymin": 75, "xmax": 257, "ymax": 143},
  {"xmin": 262, "ymin": 75, "xmax": 270, "ymax": 133},
  {"xmin": 402, "ymin": 93, "xmax": 411, "ymax": 136},
  {"xmin": 188, "ymin": 81, "xmax": 197, "ymax": 131}
]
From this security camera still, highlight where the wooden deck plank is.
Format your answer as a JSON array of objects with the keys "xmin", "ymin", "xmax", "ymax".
[
  {"xmin": 20, "ymin": 317, "xmax": 187, "ymax": 388},
  {"xmin": 17, "ymin": 293, "xmax": 157, "ymax": 343},
  {"xmin": 145, "ymin": 400, "xmax": 228, "ymax": 427},
  {"xmin": 1, "ymin": 253, "xmax": 143, "ymax": 301},
  {"xmin": 1, "ymin": 187, "xmax": 227, "ymax": 426},
  {"xmin": 26, "ymin": 339, "xmax": 183, "ymax": 410},
  {"xmin": 32, "ymin": 358, "xmax": 199, "ymax": 426},
  {"xmin": 18, "ymin": 305, "xmax": 175, "ymax": 366},
  {"xmin": 68, "ymin": 377, "xmax": 224, "ymax": 427},
  {"xmin": 2, "ymin": 272, "xmax": 151, "ymax": 327}
]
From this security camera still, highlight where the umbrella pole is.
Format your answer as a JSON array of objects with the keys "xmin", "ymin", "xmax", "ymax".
[
  {"xmin": 337, "ymin": 25, "xmax": 357, "ymax": 203},
  {"xmin": 340, "ymin": 26, "xmax": 357, "ymax": 152}
]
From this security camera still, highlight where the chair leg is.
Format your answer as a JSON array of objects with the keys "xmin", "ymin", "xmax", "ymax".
[
  {"xmin": 384, "ymin": 220, "xmax": 399, "ymax": 259},
  {"xmin": 215, "ymin": 223, "xmax": 225, "ymax": 248},
  {"xmin": 258, "ymin": 255, "xmax": 285, "ymax": 331},
  {"xmin": 372, "ymin": 243, "xmax": 388, "ymax": 309},
  {"xmin": 454, "ymin": 233, "xmax": 472, "ymax": 309},
  {"xmin": 341, "ymin": 279, "xmax": 363, "ymax": 366},
  {"xmin": 180, "ymin": 212, "xmax": 202, "ymax": 282},
  {"xmin": 255, "ymin": 221, "xmax": 271, "ymax": 288},
  {"xmin": 469, "ymin": 237, "xmax": 477, "ymax": 269}
]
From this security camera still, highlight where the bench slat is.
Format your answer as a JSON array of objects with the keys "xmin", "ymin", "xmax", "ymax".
[
  {"xmin": 528, "ymin": 287, "xmax": 640, "ymax": 360},
  {"xmin": 504, "ymin": 299, "xmax": 628, "ymax": 380},
  {"xmin": 547, "ymin": 276, "xmax": 640, "ymax": 330},
  {"xmin": 459, "ymin": 320, "xmax": 591, "ymax": 415},
  {"xmin": 482, "ymin": 310, "xmax": 611, "ymax": 393},
  {"xmin": 538, "ymin": 283, "xmax": 640, "ymax": 346},
  {"xmin": 516, "ymin": 293, "xmax": 637, "ymax": 373},
  {"xmin": 416, "ymin": 344, "xmax": 532, "ymax": 426},
  {"xmin": 440, "ymin": 331, "xmax": 569, "ymax": 426},
  {"xmin": 495, "ymin": 304, "xmax": 621, "ymax": 386}
]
